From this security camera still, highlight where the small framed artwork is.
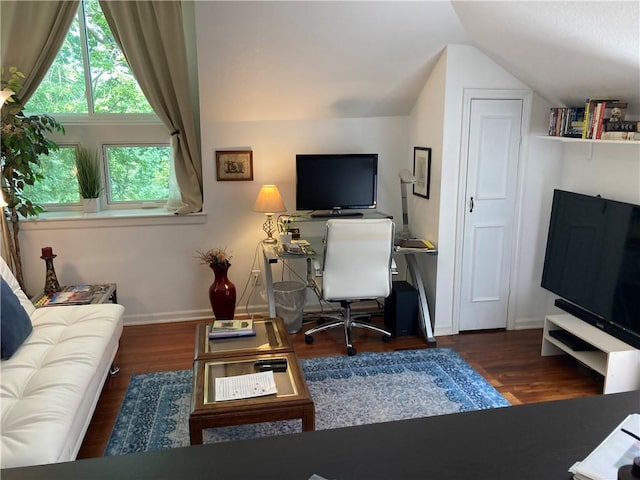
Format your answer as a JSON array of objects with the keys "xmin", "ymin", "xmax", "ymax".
[
  {"xmin": 413, "ymin": 147, "xmax": 431, "ymax": 199},
  {"xmin": 215, "ymin": 150, "xmax": 253, "ymax": 181}
]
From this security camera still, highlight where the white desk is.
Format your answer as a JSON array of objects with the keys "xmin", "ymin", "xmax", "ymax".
[{"xmin": 261, "ymin": 239, "xmax": 438, "ymax": 345}]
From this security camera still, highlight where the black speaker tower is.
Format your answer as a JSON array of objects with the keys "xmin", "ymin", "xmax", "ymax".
[{"xmin": 384, "ymin": 281, "xmax": 419, "ymax": 337}]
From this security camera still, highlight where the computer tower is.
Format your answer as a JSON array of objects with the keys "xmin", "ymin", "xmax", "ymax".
[{"xmin": 384, "ymin": 281, "xmax": 418, "ymax": 337}]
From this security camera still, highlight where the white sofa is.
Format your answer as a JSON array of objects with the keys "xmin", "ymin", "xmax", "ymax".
[{"xmin": 0, "ymin": 258, "xmax": 124, "ymax": 468}]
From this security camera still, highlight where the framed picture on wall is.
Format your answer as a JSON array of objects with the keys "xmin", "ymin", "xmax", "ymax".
[
  {"xmin": 216, "ymin": 150, "xmax": 253, "ymax": 181},
  {"xmin": 413, "ymin": 147, "xmax": 431, "ymax": 199}
]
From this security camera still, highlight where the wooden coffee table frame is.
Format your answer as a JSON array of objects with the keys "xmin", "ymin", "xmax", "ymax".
[{"xmin": 189, "ymin": 351, "xmax": 315, "ymax": 445}]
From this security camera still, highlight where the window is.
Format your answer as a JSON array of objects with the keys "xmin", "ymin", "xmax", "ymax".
[
  {"xmin": 105, "ymin": 145, "xmax": 171, "ymax": 203},
  {"xmin": 24, "ymin": 144, "xmax": 171, "ymax": 207},
  {"xmin": 22, "ymin": 147, "xmax": 80, "ymax": 205},
  {"xmin": 26, "ymin": 0, "xmax": 153, "ymax": 116},
  {"xmin": 25, "ymin": 0, "xmax": 170, "ymax": 210}
]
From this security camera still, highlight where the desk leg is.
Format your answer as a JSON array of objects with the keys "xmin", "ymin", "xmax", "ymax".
[
  {"xmin": 404, "ymin": 253, "xmax": 437, "ymax": 346},
  {"xmin": 263, "ymin": 251, "xmax": 277, "ymax": 317}
]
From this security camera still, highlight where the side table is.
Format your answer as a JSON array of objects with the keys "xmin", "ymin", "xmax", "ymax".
[{"xmin": 32, "ymin": 283, "xmax": 118, "ymax": 307}]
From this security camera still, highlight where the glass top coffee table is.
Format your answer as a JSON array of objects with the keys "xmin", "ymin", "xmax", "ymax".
[
  {"xmin": 189, "ymin": 351, "xmax": 315, "ymax": 445},
  {"xmin": 194, "ymin": 317, "xmax": 293, "ymax": 360}
]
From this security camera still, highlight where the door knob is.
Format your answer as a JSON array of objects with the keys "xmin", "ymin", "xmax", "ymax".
[{"xmin": 469, "ymin": 196, "xmax": 474, "ymax": 213}]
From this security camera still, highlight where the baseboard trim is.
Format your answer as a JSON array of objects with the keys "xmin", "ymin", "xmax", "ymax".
[{"xmin": 122, "ymin": 300, "xmax": 383, "ymax": 326}]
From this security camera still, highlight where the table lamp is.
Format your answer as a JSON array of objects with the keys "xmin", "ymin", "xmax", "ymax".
[
  {"xmin": 398, "ymin": 169, "xmax": 416, "ymax": 239},
  {"xmin": 0, "ymin": 88, "xmax": 14, "ymax": 106},
  {"xmin": 253, "ymin": 185, "xmax": 286, "ymax": 244}
]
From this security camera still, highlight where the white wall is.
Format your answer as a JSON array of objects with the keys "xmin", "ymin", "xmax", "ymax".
[
  {"xmin": 511, "ymin": 93, "xmax": 563, "ymax": 328},
  {"xmin": 19, "ymin": 116, "xmax": 408, "ymax": 324},
  {"xmin": 406, "ymin": 49, "xmax": 447, "ymax": 329},
  {"xmin": 17, "ymin": 14, "xmax": 639, "ymax": 333},
  {"xmin": 538, "ymin": 140, "xmax": 640, "ymax": 317},
  {"xmin": 515, "ymin": 97, "xmax": 640, "ymax": 326},
  {"xmin": 558, "ymin": 142, "xmax": 640, "ymax": 205},
  {"xmin": 409, "ymin": 45, "xmax": 535, "ymax": 335}
]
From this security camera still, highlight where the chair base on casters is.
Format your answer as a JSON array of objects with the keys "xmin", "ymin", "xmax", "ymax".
[{"xmin": 304, "ymin": 301, "xmax": 392, "ymax": 356}]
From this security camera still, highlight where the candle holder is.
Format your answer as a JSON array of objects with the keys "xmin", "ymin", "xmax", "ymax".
[{"xmin": 41, "ymin": 250, "xmax": 61, "ymax": 294}]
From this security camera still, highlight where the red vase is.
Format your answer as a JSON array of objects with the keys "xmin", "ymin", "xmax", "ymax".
[{"xmin": 209, "ymin": 263, "xmax": 236, "ymax": 320}]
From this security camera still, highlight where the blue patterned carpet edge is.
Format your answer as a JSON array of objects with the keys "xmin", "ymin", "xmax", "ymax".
[{"xmin": 105, "ymin": 347, "xmax": 510, "ymax": 456}]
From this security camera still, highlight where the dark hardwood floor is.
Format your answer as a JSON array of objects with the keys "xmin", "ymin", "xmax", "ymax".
[{"xmin": 78, "ymin": 315, "xmax": 603, "ymax": 459}]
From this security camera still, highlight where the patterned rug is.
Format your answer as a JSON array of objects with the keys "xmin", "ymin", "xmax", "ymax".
[{"xmin": 105, "ymin": 348, "xmax": 509, "ymax": 456}]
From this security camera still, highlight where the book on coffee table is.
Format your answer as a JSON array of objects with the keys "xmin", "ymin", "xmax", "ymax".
[{"xmin": 208, "ymin": 319, "xmax": 256, "ymax": 339}]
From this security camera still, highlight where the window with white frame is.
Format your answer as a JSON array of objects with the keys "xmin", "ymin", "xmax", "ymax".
[
  {"xmin": 25, "ymin": 0, "xmax": 170, "ymax": 209},
  {"xmin": 22, "ymin": 146, "xmax": 80, "ymax": 206},
  {"xmin": 105, "ymin": 145, "xmax": 171, "ymax": 203}
]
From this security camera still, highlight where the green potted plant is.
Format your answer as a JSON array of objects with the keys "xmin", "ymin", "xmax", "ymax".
[
  {"xmin": 75, "ymin": 146, "xmax": 103, "ymax": 213},
  {"xmin": 1, "ymin": 67, "xmax": 64, "ymax": 290}
]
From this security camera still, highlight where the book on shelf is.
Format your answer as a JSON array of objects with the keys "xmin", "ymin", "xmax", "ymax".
[
  {"xmin": 394, "ymin": 238, "xmax": 436, "ymax": 250},
  {"xmin": 601, "ymin": 131, "xmax": 640, "ymax": 141},
  {"xmin": 594, "ymin": 101, "xmax": 629, "ymax": 139},
  {"xmin": 548, "ymin": 107, "xmax": 584, "ymax": 138},
  {"xmin": 569, "ymin": 413, "xmax": 640, "ymax": 480},
  {"xmin": 208, "ymin": 319, "xmax": 256, "ymax": 339},
  {"xmin": 604, "ymin": 120, "xmax": 639, "ymax": 133},
  {"xmin": 582, "ymin": 98, "xmax": 620, "ymax": 139}
]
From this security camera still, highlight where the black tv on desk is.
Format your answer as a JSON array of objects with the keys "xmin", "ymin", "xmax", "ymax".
[
  {"xmin": 296, "ymin": 153, "xmax": 377, "ymax": 217},
  {"xmin": 541, "ymin": 189, "xmax": 640, "ymax": 348}
]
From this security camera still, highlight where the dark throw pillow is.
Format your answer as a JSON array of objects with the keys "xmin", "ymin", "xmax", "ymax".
[{"xmin": 1, "ymin": 277, "xmax": 33, "ymax": 359}]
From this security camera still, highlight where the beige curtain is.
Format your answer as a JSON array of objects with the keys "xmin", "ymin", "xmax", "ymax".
[
  {"xmin": 99, "ymin": 0, "xmax": 203, "ymax": 214},
  {"xmin": 1, "ymin": 1, "xmax": 79, "ymax": 103},
  {"xmin": 1, "ymin": 1, "xmax": 78, "ymax": 281}
]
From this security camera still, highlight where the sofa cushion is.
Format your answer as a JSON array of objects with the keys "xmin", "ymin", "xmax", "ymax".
[
  {"xmin": 1, "ymin": 278, "xmax": 33, "ymax": 359},
  {"xmin": 0, "ymin": 258, "xmax": 36, "ymax": 317},
  {"xmin": 1, "ymin": 303, "xmax": 124, "ymax": 467}
]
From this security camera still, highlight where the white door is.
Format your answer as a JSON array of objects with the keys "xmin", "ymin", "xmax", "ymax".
[{"xmin": 458, "ymin": 98, "xmax": 522, "ymax": 331}]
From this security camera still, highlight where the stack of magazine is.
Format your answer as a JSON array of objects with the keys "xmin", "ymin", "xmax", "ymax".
[
  {"xmin": 35, "ymin": 285, "xmax": 95, "ymax": 307},
  {"xmin": 208, "ymin": 319, "xmax": 256, "ymax": 339}
]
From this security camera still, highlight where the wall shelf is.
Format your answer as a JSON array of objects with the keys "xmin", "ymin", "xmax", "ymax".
[{"xmin": 539, "ymin": 135, "xmax": 640, "ymax": 145}]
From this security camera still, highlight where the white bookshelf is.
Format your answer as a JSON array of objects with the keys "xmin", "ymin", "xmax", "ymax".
[
  {"xmin": 539, "ymin": 135, "xmax": 640, "ymax": 145},
  {"xmin": 541, "ymin": 314, "xmax": 640, "ymax": 394}
]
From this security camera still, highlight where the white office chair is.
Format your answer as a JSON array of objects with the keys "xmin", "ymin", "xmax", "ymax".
[{"xmin": 304, "ymin": 218, "xmax": 394, "ymax": 356}]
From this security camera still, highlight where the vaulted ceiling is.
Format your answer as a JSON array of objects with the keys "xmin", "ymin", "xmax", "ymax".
[{"xmin": 195, "ymin": 1, "xmax": 640, "ymax": 123}]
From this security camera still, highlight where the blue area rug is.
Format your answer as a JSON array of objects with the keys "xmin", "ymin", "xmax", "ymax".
[{"xmin": 105, "ymin": 348, "xmax": 509, "ymax": 456}]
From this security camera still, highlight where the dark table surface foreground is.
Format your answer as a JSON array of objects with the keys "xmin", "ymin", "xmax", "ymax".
[{"xmin": 4, "ymin": 390, "xmax": 639, "ymax": 480}]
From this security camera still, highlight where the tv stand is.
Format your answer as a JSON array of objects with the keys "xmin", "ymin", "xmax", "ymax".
[
  {"xmin": 310, "ymin": 210, "xmax": 364, "ymax": 218},
  {"xmin": 541, "ymin": 314, "xmax": 640, "ymax": 394}
]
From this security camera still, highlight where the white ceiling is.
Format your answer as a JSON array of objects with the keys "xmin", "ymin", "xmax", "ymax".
[{"xmin": 194, "ymin": 1, "xmax": 640, "ymax": 123}]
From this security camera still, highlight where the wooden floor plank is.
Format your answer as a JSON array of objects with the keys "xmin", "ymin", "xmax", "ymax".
[{"xmin": 78, "ymin": 316, "xmax": 603, "ymax": 459}]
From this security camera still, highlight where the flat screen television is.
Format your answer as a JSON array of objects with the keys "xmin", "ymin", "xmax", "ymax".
[
  {"xmin": 541, "ymin": 189, "xmax": 640, "ymax": 348},
  {"xmin": 295, "ymin": 153, "xmax": 378, "ymax": 217}
]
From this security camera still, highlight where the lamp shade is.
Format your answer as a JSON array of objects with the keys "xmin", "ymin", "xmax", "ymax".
[
  {"xmin": 253, "ymin": 185, "xmax": 286, "ymax": 214},
  {"xmin": 0, "ymin": 89, "xmax": 14, "ymax": 105},
  {"xmin": 399, "ymin": 169, "xmax": 416, "ymax": 184}
]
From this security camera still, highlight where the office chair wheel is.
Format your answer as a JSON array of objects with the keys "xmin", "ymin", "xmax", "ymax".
[
  {"xmin": 347, "ymin": 346, "xmax": 357, "ymax": 356},
  {"xmin": 382, "ymin": 334, "xmax": 391, "ymax": 343},
  {"xmin": 304, "ymin": 335, "xmax": 314, "ymax": 344}
]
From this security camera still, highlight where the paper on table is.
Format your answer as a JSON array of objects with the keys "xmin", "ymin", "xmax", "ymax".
[
  {"xmin": 570, "ymin": 413, "xmax": 640, "ymax": 480},
  {"xmin": 215, "ymin": 371, "xmax": 277, "ymax": 402}
]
